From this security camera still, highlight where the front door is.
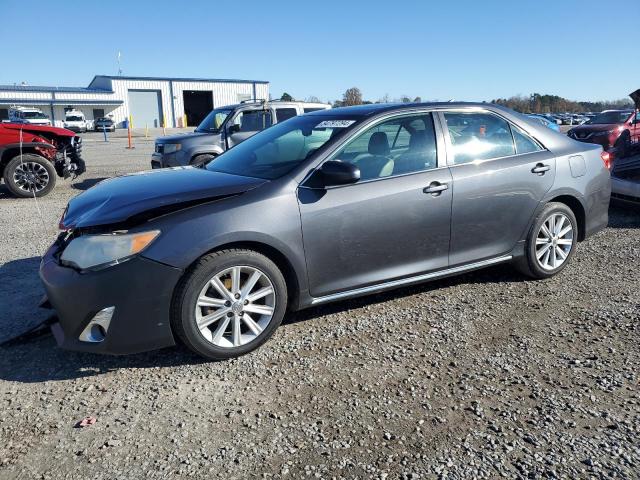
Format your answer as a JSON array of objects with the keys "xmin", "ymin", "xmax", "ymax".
[
  {"xmin": 439, "ymin": 110, "xmax": 556, "ymax": 266},
  {"xmin": 298, "ymin": 112, "xmax": 452, "ymax": 298},
  {"xmin": 226, "ymin": 109, "xmax": 273, "ymax": 149}
]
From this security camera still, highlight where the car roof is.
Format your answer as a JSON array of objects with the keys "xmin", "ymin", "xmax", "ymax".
[{"xmin": 305, "ymin": 102, "xmax": 516, "ymax": 118}]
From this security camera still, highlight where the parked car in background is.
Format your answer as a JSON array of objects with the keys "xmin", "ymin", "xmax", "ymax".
[
  {"xmin": 0, "ymin": 122, "xmax": 84, "ymax": 197},
  {"xmin": 611, "ymin": 167, "xmax": 640, "ymax": 204},
  {"xmin": 527, "ymin": 114, "xmax": 561, "ymax": 132},
  {"xmin": 94, "ymin": 117, "xmax": 115, "ymax": 132},
  {"xmin": 151, "ymin": 100, "xmax": 330, "ymax": 168},
  {"xmin": 567, "ymin": 109, "xmax": 639, "ymax": 159},
  {"xmin": 63, "ymin": 110, "xmax": 89, "ymax": 133},
  {"xmin": 42, "ymin": 102, "xmax": 610, "ymax": 360},
  {"xmin": 8, "ymin": 106, "xmax": 51, "ymax": 126}
]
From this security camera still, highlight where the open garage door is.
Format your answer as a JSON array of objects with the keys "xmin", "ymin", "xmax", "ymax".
[
  {"xmin": 183, "ymin": 90, "xmax": 213, "ymax": 127},
  {"xmin": 128, "ymin": 90, "xmax": 163, "ymax": 128}
]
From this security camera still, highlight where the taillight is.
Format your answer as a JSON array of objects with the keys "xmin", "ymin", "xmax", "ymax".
[{"xmin": 601, "ymin": 151, "xmax": 612, "ymax": 170}]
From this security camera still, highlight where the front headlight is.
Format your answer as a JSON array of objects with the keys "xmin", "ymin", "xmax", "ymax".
[
  {"xmin": 60, "ymin": 230, "xmax": 160, "ymax": 270},
  {"xmin": 163, "ymin": 143, "xmax": 182, "ymax": 154}
]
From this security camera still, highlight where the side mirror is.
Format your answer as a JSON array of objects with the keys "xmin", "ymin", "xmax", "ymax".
[
  {"xmin": 228, "ymin": 124, "xmax": 241, "ymax": 134},
  {"xmin": 321, "ymin": 160, "xmax": 360, "ymax": 187}
]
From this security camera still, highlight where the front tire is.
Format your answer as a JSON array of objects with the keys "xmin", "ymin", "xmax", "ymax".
[
  {"xmin": 517, "ymin": 202, "xmax": 577, "ymax": 279},
  {"xmin": 3, "ymin": 154, "xmax": 56, "ymax": 198},
  {"xmin": 172, "ymin": 249, "xmax": 288, "ymax": 360},
  {"xmin": 190, "ymin": 154, "xmax": 216, "ymax": 168},
  {"xmin": 615, "ymin": 132, "xmax": 630, "ymax": 159}
]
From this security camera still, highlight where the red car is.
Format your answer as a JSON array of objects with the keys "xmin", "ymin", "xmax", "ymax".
[
  {"xmin": 0, "ymin": 123, "xmax": 85, "ymax": 197},
  {"xmin": 567, "ymin": 90, "xmax": 640, "ymax": 162}
]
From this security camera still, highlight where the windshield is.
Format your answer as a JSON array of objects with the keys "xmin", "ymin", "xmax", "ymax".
[
  {"xmin": 196, "ymin": 108, "xmax": 232, "ymax": 132},
  {"xmin": 586, "ymin": 111, "xmax": 631, "ymax": 125},
  {"xmin": 206, "ymin": 115, "xmax": 358, "ymax": 180},
  {"xmin": 23, "ymin": 111, "xmax": 47, "ymax": 119},
  {"xmin": 66, "ymin": 116, "xmax": 83, "ymax": 122}
]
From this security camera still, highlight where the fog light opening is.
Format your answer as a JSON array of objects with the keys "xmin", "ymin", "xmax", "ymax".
[{"xmin": 79, "ymin": 306, "xmax": 115, "ymax": 343}]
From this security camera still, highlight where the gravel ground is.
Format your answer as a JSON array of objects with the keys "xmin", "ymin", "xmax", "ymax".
[{"xmin": 0, "ymin": 131, "xmax": 639, "ymax": 479}]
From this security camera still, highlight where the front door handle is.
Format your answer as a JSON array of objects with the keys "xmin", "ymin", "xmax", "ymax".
[
  {"xmin": 531, "ymin": 163, "xmax": 551, "ymax": 174},
  {"xmin": 423, "ymin": 182, "xmax": 449, "ymax": 196}
]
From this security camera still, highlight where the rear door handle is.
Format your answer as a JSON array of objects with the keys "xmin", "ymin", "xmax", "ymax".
[
  {"xmin": 423, "ymin": 182, "xmax": 449, "ymax": 196},
  {"xmin": 531, "ymin": 163, "xmax": 551, "ymax": 174}
]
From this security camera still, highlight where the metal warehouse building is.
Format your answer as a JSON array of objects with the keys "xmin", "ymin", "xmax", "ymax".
[{"xmin": 0, "ymin": 75, "xmax": 270, "ymax": 128}]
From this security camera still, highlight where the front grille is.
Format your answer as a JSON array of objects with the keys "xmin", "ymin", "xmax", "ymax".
[
  {"xmin": 572, "ymin": 132, "xmax": 592, "ymax": 140},
  {"xmin": 155, "ymin": 144, "xmax": 164, "ymax": 154}
]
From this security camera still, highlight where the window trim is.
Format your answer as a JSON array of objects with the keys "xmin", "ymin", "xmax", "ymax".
[
  {"xmin": 436, "ymin": 109, "xmax": 548, "ymax": 167},
  {"xmin": 300, "ymin": 109, "xmax": 447, "ymax": 189}
]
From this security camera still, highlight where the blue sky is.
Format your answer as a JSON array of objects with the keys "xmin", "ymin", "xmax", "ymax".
[{"xmin": 1, "ymin": 0, "xmax": 637, "ymax": 103}]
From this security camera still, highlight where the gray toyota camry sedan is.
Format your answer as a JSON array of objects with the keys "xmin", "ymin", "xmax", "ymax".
[{"xmin": 40, "ymin": 103, "xmax": 611, "ymax": 360}]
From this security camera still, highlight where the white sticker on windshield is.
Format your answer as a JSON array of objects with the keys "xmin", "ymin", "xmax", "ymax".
[{"xmin": 316, "ymin": 120, "xmax": 355, "ymax": 128}]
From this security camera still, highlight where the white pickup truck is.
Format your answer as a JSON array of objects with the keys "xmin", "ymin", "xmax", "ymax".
[{"xmin": 8, "ymin": 106, "xmax": 52, "ymax": 126}]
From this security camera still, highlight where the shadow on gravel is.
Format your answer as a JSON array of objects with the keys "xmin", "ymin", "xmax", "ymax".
[
  {"xmin": 608, "ymin": 203, "xmax": 640, "ymax": 229},
  {"xmin": 0, "ymin": 337, "xmax": 203, "ymax": 384},
  {"xmin": 286, "ymin": 263, "xmax": 525, "ymax": 326},
  {"xmin": 71, "ymin": 177, "xmax": 108, "ymax": 191},
  {"xmin": 0, "ymin": 257, "xmax": 52, "ymax": 344}
]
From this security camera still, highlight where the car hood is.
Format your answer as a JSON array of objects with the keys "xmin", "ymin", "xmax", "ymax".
[
  {"xmin": 61, "ymin": 167, "xmax": 268, "ymax": 229},
  {"xmin": 156, "ymin": 131, "xmax": 214, "ymax": 143},
  {"xmin": 630, "ymin": 89, "xmax": 640, "ymax": 109},
  {"xmin": 0, "ymin": 123, "xmax": 75, "ymax": 137}
]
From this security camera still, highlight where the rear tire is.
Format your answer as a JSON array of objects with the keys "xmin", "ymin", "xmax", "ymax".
[
  {"xmin": 3, "ymin": 154, "xmax": 56, "ymax": 198},
  {"xmin": 172, "ymin": 249, "xmax": 288, "ymax": 360},
  {"xmin": 516, "ymin": 202, "xmax": 577, "ymax": 279}
]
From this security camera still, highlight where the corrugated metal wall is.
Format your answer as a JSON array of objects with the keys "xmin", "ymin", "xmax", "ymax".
[{"xmin": 0, "ymin": 78, "xmax": 270, "ymax": 128}]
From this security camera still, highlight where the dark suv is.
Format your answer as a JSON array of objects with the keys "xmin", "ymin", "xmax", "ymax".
[{"xmin": 151, "ymin": 100, "xmax": 329, "ymax": 168}]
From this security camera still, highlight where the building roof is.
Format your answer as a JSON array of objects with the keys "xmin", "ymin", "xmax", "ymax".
[
  {"xmin": 0, "ymin": 84, "xmax": 112, "ymax": 93},
  {"xmin": 90, "ymin": 75, "xmax": 269, "ymax": 85}
]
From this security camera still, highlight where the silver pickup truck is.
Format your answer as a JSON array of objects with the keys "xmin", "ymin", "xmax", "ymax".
[{"xmin": 151, "ymin": 100, "xmax": 329, "ymax": 168}]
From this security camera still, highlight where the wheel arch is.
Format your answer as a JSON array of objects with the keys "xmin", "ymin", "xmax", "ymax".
[
  {"xmin": 179, "ymin": 240, "xmax": 302, "ymax": 311},
  {"xmin": 548, "ymin": 194, "xmax": 586, "ymax": 241}
]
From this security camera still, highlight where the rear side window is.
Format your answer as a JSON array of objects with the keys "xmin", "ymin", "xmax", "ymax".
[
  {"xmin": 512, "ymin": 125, "xmax": 543, "ymax": 154},
  {"xmin": 443, "ymin": 112, "xmax": 515, "ymax": 164},
  {"xmin": 275, "ymin": 108, "xmax": 297, "ymax": 122},
  {"xmin": 304, "ymin": 107, "xmax": 325, "ymax": 113}
]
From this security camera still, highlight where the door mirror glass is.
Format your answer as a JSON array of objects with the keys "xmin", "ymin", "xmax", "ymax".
[
  {"xmin": 321, "ymin": 160, "xmax": 360, "ymax": 186},
  {"xmin": 228, "ymin": 123, "xmax": 241, "ymax": 134}
]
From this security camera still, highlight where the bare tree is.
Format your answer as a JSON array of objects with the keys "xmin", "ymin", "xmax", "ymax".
[
  {"xmin": 413, "ymin": 96, "xmax": 422, "ymax": 103},
  {"xmin": 378, "ymin": 93, "xmax": 391, "ymax": 104},
  {"xmin": 305, "ymin": 95, "xmax": 321, "ymax": 103},
  {"xmin": 342, "ymin": 87, "xmax": 363, "ymax": 106}
]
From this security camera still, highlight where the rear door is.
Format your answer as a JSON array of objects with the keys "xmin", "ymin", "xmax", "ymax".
[{"xmin": 438, "ymin": 110, "xmax": 556, "ymax": 266}]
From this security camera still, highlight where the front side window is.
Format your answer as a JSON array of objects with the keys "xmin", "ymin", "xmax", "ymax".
[
  {"xmin": 443, "ymin": 112, "xmax": 516, "ymax": 164},
  {"xmin": 233, "ymin": 110, "xmax": 273, "ymax": 132},
  {"xmin": 207, "ymin": 115, "xmax": 358, "ymax": 180},
  {"xmin": 196, "ymin": 107, "xmax": 232, "ymax": 132},
  {"xmin": 331, "ymin": 114, "xmax": 438, "ymax": 181},
  {"xmin": 275, "ymin": 108, "xmax": 297, "ymax": 122}
]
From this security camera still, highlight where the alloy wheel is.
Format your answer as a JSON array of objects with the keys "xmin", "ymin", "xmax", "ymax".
[
  {"xmin": 535, "ymin": 213, "xmax": 574, "ymax": 271},
  {"xmin": 13, "ymin": 161, "xmax": 50, "ymax": 193},
  {"xmin": 195, "ymin": 266, "xmax": 276, "ymax": 348}
]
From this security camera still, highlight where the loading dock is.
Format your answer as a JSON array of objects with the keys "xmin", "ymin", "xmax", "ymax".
[{"xmin": 183, "ymin": 90, "xmax": 213, "ymax": 126}]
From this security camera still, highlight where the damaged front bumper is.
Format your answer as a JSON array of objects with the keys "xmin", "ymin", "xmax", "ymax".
[{"xmin": 39, "ymin": 242, "xmax": 182, "ymax": 355}]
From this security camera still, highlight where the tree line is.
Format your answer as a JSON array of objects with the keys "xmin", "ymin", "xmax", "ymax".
[{"xmin": 279, "ymin": 89, "xmax": 633, "ymax": 113}]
